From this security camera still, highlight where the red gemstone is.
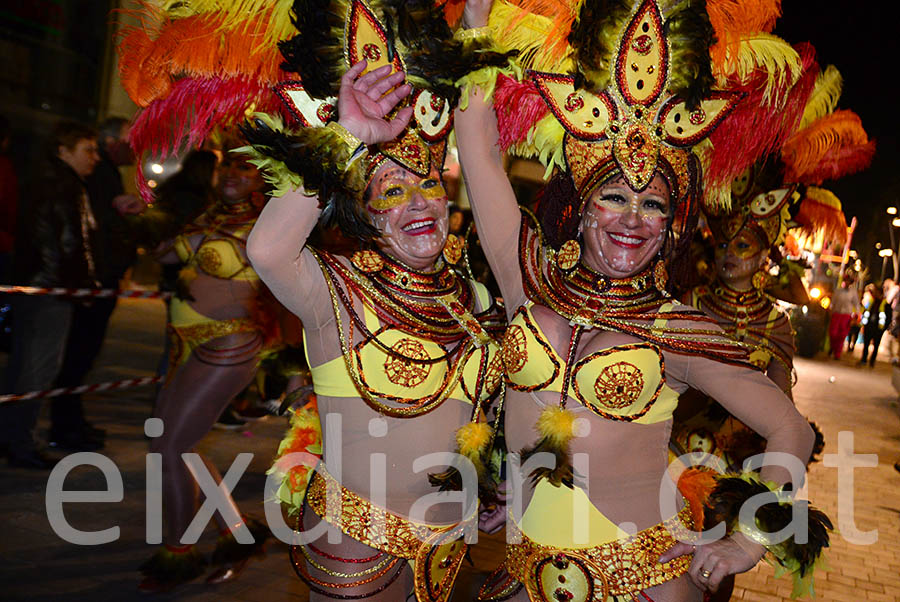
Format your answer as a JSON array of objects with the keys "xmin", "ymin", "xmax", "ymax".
[
  {"xmin": 632, "ymin": 34, "xmax": 653, "ymax": 55},
  {"xmin": 564, "ymin": 93, "xmax": 585, "ymax": 112},
  {"xmin": 363, "ymin": 43, "xmax": 382, "ymax": 61}
]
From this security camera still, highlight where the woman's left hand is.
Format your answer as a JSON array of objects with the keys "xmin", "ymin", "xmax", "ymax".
[
  {"xmin": 337, "ymin": 60, "xmax": 413, "ymax": 145},
  {"xmin": 658, "ymin": 535, "xmax": 765, "ymax": 592}
]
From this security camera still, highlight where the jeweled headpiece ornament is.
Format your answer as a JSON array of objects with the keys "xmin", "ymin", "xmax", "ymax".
[
  {"xmin": 239, "ymin": 0, "xmax": 509, "ymax": 239},
  {"xmin": 487, "ymin": 0, "xmax": 816, "ymax": 238}
]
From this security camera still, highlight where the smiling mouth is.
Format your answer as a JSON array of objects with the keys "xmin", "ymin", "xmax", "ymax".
[
  {"xmin": 607, "ymin": 232, "xmax": 646, "ymax": 249},
  {"xmin": 402, "ymin": 219, "xmax": 437, "ymax": 235}
]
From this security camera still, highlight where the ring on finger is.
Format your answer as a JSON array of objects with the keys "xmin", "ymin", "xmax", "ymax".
[{"xmin": 700, "ymin": 569, "xmax": 712, "ymax": 579}]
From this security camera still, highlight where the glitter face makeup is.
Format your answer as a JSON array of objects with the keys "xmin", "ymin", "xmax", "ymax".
[
  {"xmin": 367, "ymin": 163, "xmax": 449, "ymax": 269},
  {"xmin": 580, "ymin": 173, "xmax": 671, "ymax": 278},
  {"xmin": 714, "ymin": 227, "xmax": 767, "ymax": 288}
]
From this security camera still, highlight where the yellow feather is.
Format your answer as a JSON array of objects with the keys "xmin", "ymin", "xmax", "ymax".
[
  {"xmin": 805, "ymin": 187, "xmax": 842, "ymax": 210},
  {"xmin": 799, "ymin": 65, "xmax": 843, "ymax": 130},
  {"xmin": 713, "ymin": 33, "xmax": 801, "ymax": 107},
  {"xmin": 456, "ymin": 422, "xmax": 492, "ymax": 457},
  {"xmin": 536, "ymin": 406, "xmax": 577, "ymax": 447},
  {"xmin": 490, "ymin": 1, "xmax": 575, "ymax": 72},
  {"xmin": 161, "ymin": 0, "xmax": 297, "ymax": 45}
]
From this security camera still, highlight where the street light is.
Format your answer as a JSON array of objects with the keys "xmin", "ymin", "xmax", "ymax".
[
  {"xmin": 888, "ymin": 207, "xmax": 898, "ymax": 215},
  {"xmin": 880, "ymin": 248, "xmax": 895, "ymax": 280}
]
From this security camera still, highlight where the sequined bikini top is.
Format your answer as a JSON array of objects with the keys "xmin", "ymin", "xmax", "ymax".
[
  {"xmin": 503, "ymin": 303, "xmax": 680, "ymax": 424},
  {"xmin": 175, "ymin": 201, "xmax": 259, "ymax": 281},
  {"xmin": 310, "ymin": 248, "xmax": 505, "ymax": 417}
]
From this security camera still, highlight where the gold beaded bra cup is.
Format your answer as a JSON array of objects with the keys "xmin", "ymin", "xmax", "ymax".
[{"xmin": 313, "ymin": 248, "xmax": 505, "ymax": 417}]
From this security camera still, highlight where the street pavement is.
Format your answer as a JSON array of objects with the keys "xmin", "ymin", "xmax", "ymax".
[{"xmin": 1, "ymin": 297, "xmax": 899, "ymax": 601}]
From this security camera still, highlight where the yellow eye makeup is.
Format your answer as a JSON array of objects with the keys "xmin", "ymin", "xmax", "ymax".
[
  {"xmin": 594, "ymin": 194, "xmax": 669, "ymax": 218},
  {"xmin": 368, "ymin": 178, "xmax": 446, "ymax": 212}
]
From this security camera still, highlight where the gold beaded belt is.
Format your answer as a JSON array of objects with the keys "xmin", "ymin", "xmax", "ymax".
[
  {"xmin": 306, "ymin": 465, "xmax": 471, "ymax": 602},
  {"xmin": 500, "ymin": 505, "xmax": 695, "ymax": 601}
]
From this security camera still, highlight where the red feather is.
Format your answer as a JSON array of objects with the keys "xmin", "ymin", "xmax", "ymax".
[
  {"xmin": 493, "ymin": 73, "xmax": 549, "ymax": 152},
  {"xmin": 705, "ymin": 43, "xmax": 817, "ymax": 194},
  {"xmin": 129, "ymin": 76, "xmax": 283, "ymax": 202}
]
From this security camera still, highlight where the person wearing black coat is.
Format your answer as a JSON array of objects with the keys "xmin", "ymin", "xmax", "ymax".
[{"xmin": 1, "ymin": 121, "xmax": 100, "ymax": 468}]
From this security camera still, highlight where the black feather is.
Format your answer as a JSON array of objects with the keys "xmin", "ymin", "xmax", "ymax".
[
  {"xmin": 569, "ymin": 0, "xmax": 633, "ymax": 92},
  {"xmin": 704, "ymin": 476, "xmax": 833, "ymax": 576},
  {"xmin": 240, "ymin": 118, "xmax": 379, "ymax": 241},
  {"xmin": 519, "ymin": 438, "xmax": 581, "ymax": 489},
  {"xmin": 279, "ymin": 0, "xmax": 346, "ymax": 98},
  {"xmin": 664, "ymin": 0, "xmax": 716, "ymax": 111}
]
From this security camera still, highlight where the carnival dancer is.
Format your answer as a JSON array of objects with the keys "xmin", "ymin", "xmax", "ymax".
[
  {"xmin": 454, "ymin": 0, "xmax": 831, "ymax": 600},
  {"xmin": 136, "ymin": 152, "xmax": 283, "ymax": 592},
  {"xmin": 673, "ymin": 59, "xmax": 873, "ymax": 474},
  {"xmin": 241, "ymin": 1, "xmax": 510, "ymax": 599},
  {"xmin": 114, "ymin": 0, "xmax": 340, "ymax": 592}
]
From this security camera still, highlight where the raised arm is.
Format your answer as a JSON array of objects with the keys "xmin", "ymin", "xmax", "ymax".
[
  {"xmin": 246, "ymin": 190, "xmax": 326, "ymax": 326},
  {"xmin": 454, "ymin": 0, "xmax": 526, "ymax": 311},
  {"xmin": 248, "ymin": 60, "xmax": 413, "ymax": 327}
]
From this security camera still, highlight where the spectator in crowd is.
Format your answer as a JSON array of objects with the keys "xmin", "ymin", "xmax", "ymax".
[
  {"xmin": 829, "ymin": 275, "xmax": 860, "ymax": 359},
  {"xmin": 884, "ymin": 278, "xmax": 900, "ymax": 361},
  {"xmin": 0, "ymin": 121, "xmax": 100, "ymax": 468},
  {"xmin": 860, "ymin": 282, "xmax": 892, "ymax": 367},
  {"xmin": 47, "ymin": 117, "xmax": 142, "ymax": 451}
]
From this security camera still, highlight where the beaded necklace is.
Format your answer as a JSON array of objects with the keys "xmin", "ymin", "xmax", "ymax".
[
  {"xmin": 694, "ymin": 281, "xmax": 793, "ymax": 377},
  {"xmin": 314, "ymin": 248, "xmax": 504, "ymax": 417},
  {"xmin": 517, "ymin": 211, "xmax": 753, "ymax": 366}
]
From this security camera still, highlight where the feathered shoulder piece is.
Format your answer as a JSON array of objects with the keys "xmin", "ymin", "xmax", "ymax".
[
  {"xmin": 486, "ymin": 0, "xmax": 813, "ymax": 213},
  {"xmin": 118, "ymin": 0, "xmax": 298, "ymax": 201},
  {"xmin": 240, "ymin": 0, "xmax": 512, "ymax": 240}
]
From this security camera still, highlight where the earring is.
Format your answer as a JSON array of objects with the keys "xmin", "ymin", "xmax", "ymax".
[
  {"xmin": 442, "ymin": 233, "xmax": 465, "ymax": 265},
  {"xmin": 752, "ymin": 270, "xmax": 770, "ymax": 291},
  {"xmin": 653, "ymin": 261, "xmax": 669, "ymax": 295},
  {"xmin": 351, "ymin": 249, "xmax": 384, "ymax": 273},
  {"xmin": 556, "ymin": 239, "xmax": 581, "ymax": 271}
]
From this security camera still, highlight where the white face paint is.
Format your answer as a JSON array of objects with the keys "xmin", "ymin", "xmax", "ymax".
[
  {"xmin": 580, "ymin": 173, "xmax": 671, "ymax": 278},
  {"xmin": 366, "ymin": 163, "xmax": 450, "ymax": 270}
]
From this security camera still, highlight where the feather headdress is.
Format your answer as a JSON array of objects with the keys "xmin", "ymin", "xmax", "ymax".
[
  {"xmin": 485, "ymin": 0, "xmax": 812, "ymax": 219},
  {"xmin": 239, "ymin": 0, "xmax": 511, "ymax": 240},
  {"xmin": 118, "ymin": 0, "xmax": 297, "ymax": 201},
  {"xmin": 709, "ymin": 63, "xmax": 873, "ymax": 250}
]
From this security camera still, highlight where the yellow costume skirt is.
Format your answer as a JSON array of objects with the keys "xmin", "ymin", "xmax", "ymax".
[
  {"xmin": 299, "ymin": 464, "xmax": 471, "ymax": 602},
  {"xmin": 479, "ymin": 482, "xmax": 698, "ymax": 602},
  {"xmin": 167, "ymin": 298, "xmax": 260, "ymax": 374}
]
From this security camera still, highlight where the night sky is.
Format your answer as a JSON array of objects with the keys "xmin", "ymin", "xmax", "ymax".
[{"xmin": 775, "ymin": 2, "xmax": 900, "ymax": 271}]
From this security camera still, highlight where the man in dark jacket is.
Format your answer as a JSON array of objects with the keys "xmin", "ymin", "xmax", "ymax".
[
  {"xmin": 1, "ymin": 121, "xmax": 100, "ymax": 468},
  {"xmin": 47, "ymin": 118, "xmax": 140, "ymax": 451}
]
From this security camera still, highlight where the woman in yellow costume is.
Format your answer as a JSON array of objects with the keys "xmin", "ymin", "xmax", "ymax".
[
  {"xmin": 453, "ymin": 0, "xmax": 831, "ymax": 600},
  {"xmin": 240, "ymin": 0, "xmax": 510, "ymax": 599},
  {"xmin": 117, "ymin": 1, "xmax": 304, "ymax": 591}
]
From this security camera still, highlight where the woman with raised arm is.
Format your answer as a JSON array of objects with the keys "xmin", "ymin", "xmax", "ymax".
[
  {"xmin": 455, "ymin": 1, "xmax": 830, "ymax": 600},
  {"xmin": 242, "ymin": 2, "xmax": 510, "ymax": 600}
]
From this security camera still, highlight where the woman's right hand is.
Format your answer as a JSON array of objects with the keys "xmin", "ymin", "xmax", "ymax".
[{"xmin": 337, "ymin": 60, "xmax": 413, "ymax": 145}]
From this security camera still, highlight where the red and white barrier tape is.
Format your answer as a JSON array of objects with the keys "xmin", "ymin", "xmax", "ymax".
[
  {"xmin": 0, "ymin": 375, "xmax": 163, "ymax": 404},
  {"xmin": 0, "ymin": 285, "xmax": 171, "ymax": 300}
]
